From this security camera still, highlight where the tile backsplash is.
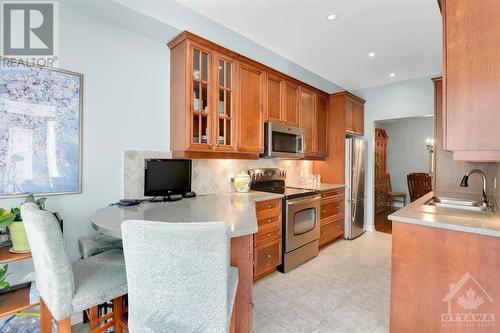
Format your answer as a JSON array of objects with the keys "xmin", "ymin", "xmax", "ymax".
[{"xmin": 123, "ymin": 150, "xmax": 313, "ymax": 198}]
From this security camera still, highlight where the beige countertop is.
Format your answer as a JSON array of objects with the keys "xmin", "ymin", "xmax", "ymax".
[
  {"xmin": 287, "ymin": 183, "xmax": 345, "ymax": 192},
  {"xmin": 91, "ymin": 191, "xmax": 283, "ymax": 239},
  {"xmin": 388, "ymin": 191, "xmax": 500, "ymax": 238}
]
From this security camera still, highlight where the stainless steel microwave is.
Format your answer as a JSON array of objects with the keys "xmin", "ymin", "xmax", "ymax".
[{"xmin": 262, "ymin": 122, "xmax": 304, "ymax": 159}]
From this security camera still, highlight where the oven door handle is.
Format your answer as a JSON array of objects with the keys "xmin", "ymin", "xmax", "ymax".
[{"xmin": 287, "ymin": 195, "xmax": 321, "ymax": 206}]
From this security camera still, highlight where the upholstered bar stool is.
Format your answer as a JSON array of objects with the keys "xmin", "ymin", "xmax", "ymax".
[
  {"xmin": 122, "ymin": 220, "xmax": 238, "ymax": 333},
  {"xmin": 78, "ymin": 233, "xmax": 123, "ymax": 259},
  {"xmin": 21, "ymin": 203, "xmax": 128, "ymax": 333}
]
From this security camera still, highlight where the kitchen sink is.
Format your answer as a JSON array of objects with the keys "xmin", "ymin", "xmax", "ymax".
[{"xmin": 426, "ymin": 196, "xmax": 494, "ymax": 212}]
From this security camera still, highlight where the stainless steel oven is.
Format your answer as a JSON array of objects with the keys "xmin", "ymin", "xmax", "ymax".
[
  {"xmin": 249, "ymin": 168, "xmax": 321, "ymax": 273},
  {"xmin": 282, "ymin": 194, "xmax": 321, "ymax": 272},
  {"xmin": 262, "ymin": 122, "xmax": 304, "ymax": 159}
]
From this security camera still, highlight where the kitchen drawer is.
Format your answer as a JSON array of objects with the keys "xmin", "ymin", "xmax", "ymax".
[
  {"xmin": 254, "ymin": 224, "xmax": 281, "ymax": 248},
  {"xmin": 254, "ymin": 240, "xmax": 281, "ymax": 278},
  {"xmin": 320, "ymin": 189, "xmax": 344, "ymax": 202},
  {"xmin": 257, "ymin": 213, "xmax": 281, "ymax": 227},
  {"xmin": 320, "ymin": 212, "xmax": 343, "ymax": 227},
  {"xmin": 255, "ymin": 199, "xmax": 282, "ymax": 220},
  {"xmin": 319, "ymin": 219, "xmax": 344, "ymax": 246},
  {"xmin": 256, "ymin": 199, "xmax": 281, "ymax": 211},
  {"xmin": 320, "ymin": 200, "xmax": 343, "ymax": 220}
]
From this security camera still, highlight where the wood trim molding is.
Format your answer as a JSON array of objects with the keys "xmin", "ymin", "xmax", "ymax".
[
  {"xmin": 168, "ymin": 31, "xmax": 329, "ymax": 98},
  {"xmin": 330, "ymin": 91, "xmax": 366, "ymax": 104}
]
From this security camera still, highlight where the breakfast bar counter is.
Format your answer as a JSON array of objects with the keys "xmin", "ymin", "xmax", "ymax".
[
  {"xmin": 91, "ymin": 191, "xmax": 283, "ymax": 239},
  {"xmin": 90, "ymin": 191, "xmax": 283, "ymax": 333}
]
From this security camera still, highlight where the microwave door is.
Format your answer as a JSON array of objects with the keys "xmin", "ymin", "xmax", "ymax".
[{"xmin": 264, "ymin": 122, "xmax": 305, "ymax": 158}]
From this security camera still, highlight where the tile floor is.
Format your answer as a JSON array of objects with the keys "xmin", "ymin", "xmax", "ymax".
[
  {"xmin": 72, "ymin": 231, "xmax": 391, "ymax": 333},
  {"xmin": 253, "ymin": 231, "xmax": 392, "ymax": 333}
]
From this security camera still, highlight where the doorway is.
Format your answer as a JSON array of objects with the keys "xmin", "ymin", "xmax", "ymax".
[{"xmin": 373, "ymin": 116, "xmax": 434, "ymax": 233}]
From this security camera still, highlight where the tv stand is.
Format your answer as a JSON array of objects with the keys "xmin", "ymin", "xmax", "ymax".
[{"xmin": 148, "ymin": 195, "xmax": 182, "ymax": 202}]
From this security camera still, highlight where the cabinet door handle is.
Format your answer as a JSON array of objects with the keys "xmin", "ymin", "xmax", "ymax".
[
  {"xmin": 322, "ymin": 210, "xmax": 326, "ymax": 214},
  {"xmin": 267, "ymin": 219, "xmax": 272, "ymax": 223},
  {"xmin": 267, "ymin": 254, "xmax": 272, "ymax": 259},
  {"xmin": 267, "ymin": 233, "xmax": 272, "ymax": 238},
  {"xmin": 267, "ymin": 204, "xmax": 272, "ymax": 208}
]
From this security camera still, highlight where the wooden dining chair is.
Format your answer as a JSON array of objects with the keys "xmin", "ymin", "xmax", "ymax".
[
  {"xmin": 387, "ymin": 175, "xmax": 407, "ymax": 209},
  {"xmin": 21, "ymin": 203, "xmax": 128, "ymax": 333},
  {"xmin": 407, "ymin": 172, "xmax": 433, "ymax": 202}
]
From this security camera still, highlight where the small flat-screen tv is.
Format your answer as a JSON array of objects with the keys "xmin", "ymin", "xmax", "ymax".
[{"xmin": 144, "ymin": 159, "xmax": 192, "ymax": 197}]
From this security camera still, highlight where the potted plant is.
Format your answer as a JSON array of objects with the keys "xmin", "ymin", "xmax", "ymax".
[
  {"xmin": 0, "ymin": 264, "xmax": 9, "ymax": 291},
  {"xmin": 4, "ymin": 194, "xmax": 47, "ymax": 253}
]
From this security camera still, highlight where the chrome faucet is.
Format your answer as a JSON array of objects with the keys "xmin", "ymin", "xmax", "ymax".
[{"xmin": 460, "ymin": 169, "xmax": 490, "ymax": 207}]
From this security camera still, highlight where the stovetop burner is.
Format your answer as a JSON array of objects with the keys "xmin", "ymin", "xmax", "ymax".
[{"xmin": 248, "ymin": 168, "xmax": 318, "ymax": 199}]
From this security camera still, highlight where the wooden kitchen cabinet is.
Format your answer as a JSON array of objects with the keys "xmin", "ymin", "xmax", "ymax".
[
  {"xmin": 331, "ymin": 92, "xmax": 365, "ymax": 136},
  {"xmin": 441, "ymin": 0, "xmax": 500, "ymax": 161},
  {"xmin": 391, "ymin": 221, "xmax": 500, "ymax": 332},
  {"xmin": 282, "ymin": 80, "xmax": 300, "ymax": 126},
  {"xmin": 315, "ymin": 95, "xmax": 328, "ymax": 158},
  {"xmin": 253, "ymin": 199, "xmax": 282, "ymax": 281},
  {"xmin": 169, "ymin": 31, "xmax": 329, "ymax": 159},
  {"xmin": 169, "ymin": 37, "xmax": 245, "ymax": 158},
  {"xmin": 300, "ymin": 87, "xmax": 315, "ymax": 157},
  {"xmin": 265, "ymin": 74, "xmax": 283, "ymax": 123},
  {"xmin": 345, "ymin": 98, "xmax": 355, "ymax": 133},
  {"xmin": 319, "ymin": 189, "xmax": 344, "ymax": 247},
  {"xmin": 300, "ymin": 88, "xmax": 328, "ymax": 159},
  {"xmin": 214, "ymin": 52, "xmax": 238, "ymax": 152},
  {"xmin": 238, "ymin": 63, "xmax": 265, "ymax": 154},
  {"xmin": 353, "ymin": 101, "xmax": 364, "ymax": 135}
]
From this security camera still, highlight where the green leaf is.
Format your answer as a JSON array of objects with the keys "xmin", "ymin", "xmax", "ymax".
[
  {"xmin": 24, "ymin": 194, "xmax": 35, "ymax": 203},
  {"xmin": 0, "ymin": 210, "xmax": 15, "ymax": 229},
  {"xmin": 0, "ymin": 265, "xmax": 7, "ymax": 279},
  {"xmin": 0, "ymin": 281, "xmax": 9, "ymax": 290},
  {"xmin": 35, "ymin": 197, "xmax": 47, "ymax": 210},
  {"xmin": 10, "ymin": 207, "xmax": 21, "ymax": 221}
]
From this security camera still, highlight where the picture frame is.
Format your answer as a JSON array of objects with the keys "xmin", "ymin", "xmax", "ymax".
[{"xmin": 0, "ymin": 57, "xmax": 83, "ymax": 197}]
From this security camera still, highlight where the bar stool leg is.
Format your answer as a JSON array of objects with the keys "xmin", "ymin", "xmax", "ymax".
[
  {"xmin": 88, "ymin": 306, "xmax": 99, "ymax": 329},
  {"xmin": 40, "ymin": 298, "xmax": 52, "ymax": 333},
  {"xmin": 57, "ymin": 318, "xmax": 71, "ymax": 332},
  {"xmin": 113, "ymin": 296, "xmax": 124, "ymax": 333}
]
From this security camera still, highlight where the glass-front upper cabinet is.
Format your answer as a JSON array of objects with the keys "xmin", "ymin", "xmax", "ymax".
[
  {"xmin": 214, "ymin": 54, "xmax": 236, "ymax": 151},
  {"xmin": 190, "ymin": 44, "xmax": 212, "ymax": 149}
]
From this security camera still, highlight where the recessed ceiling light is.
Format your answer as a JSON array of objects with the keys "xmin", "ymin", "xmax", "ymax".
[
  {"xmin": 389, "ymin": 73, "xmax": 396, "ymax": 77},
  {"xmin": 327, "ymin": 14, "xmax": 337, "ymax": 21},
  {"xmin": 368, "ymin": 52, "xmax": 375, "ymax": 58}
]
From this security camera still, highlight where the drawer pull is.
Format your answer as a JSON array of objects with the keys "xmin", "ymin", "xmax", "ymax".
[
  {"xmin": 267, "ymin": 233, "xmax": 272, "ymax": 238},
  {"xmin": 267, "ymin": 204, "xmax": 272, "ymax": 208},
  {"xmin": 267, "ymin": 219, "xmax": 272, "ymax": 223},
  {"xmin": 322, "ymin": 210, "xmax": 326, "ymax": 214},
  {"xmin": 267, "ymin": 254, "xmax": 272, "ymax": 259}
]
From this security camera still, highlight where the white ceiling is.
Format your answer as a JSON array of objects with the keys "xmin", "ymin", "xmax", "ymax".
[{"xmin": 175, "ymin": 0, "xmax": 442, "ymax": 90}]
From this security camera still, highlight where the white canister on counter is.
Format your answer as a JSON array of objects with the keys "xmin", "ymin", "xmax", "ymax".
[{"xmin": 234, "ymin": 172, "xmax": 251, "ymax": 193}]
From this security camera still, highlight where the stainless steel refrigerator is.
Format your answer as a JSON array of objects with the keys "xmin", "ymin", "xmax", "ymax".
[{"xmin": 344, "ymin": 138, "xmax": 367, "ymax": 239}]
